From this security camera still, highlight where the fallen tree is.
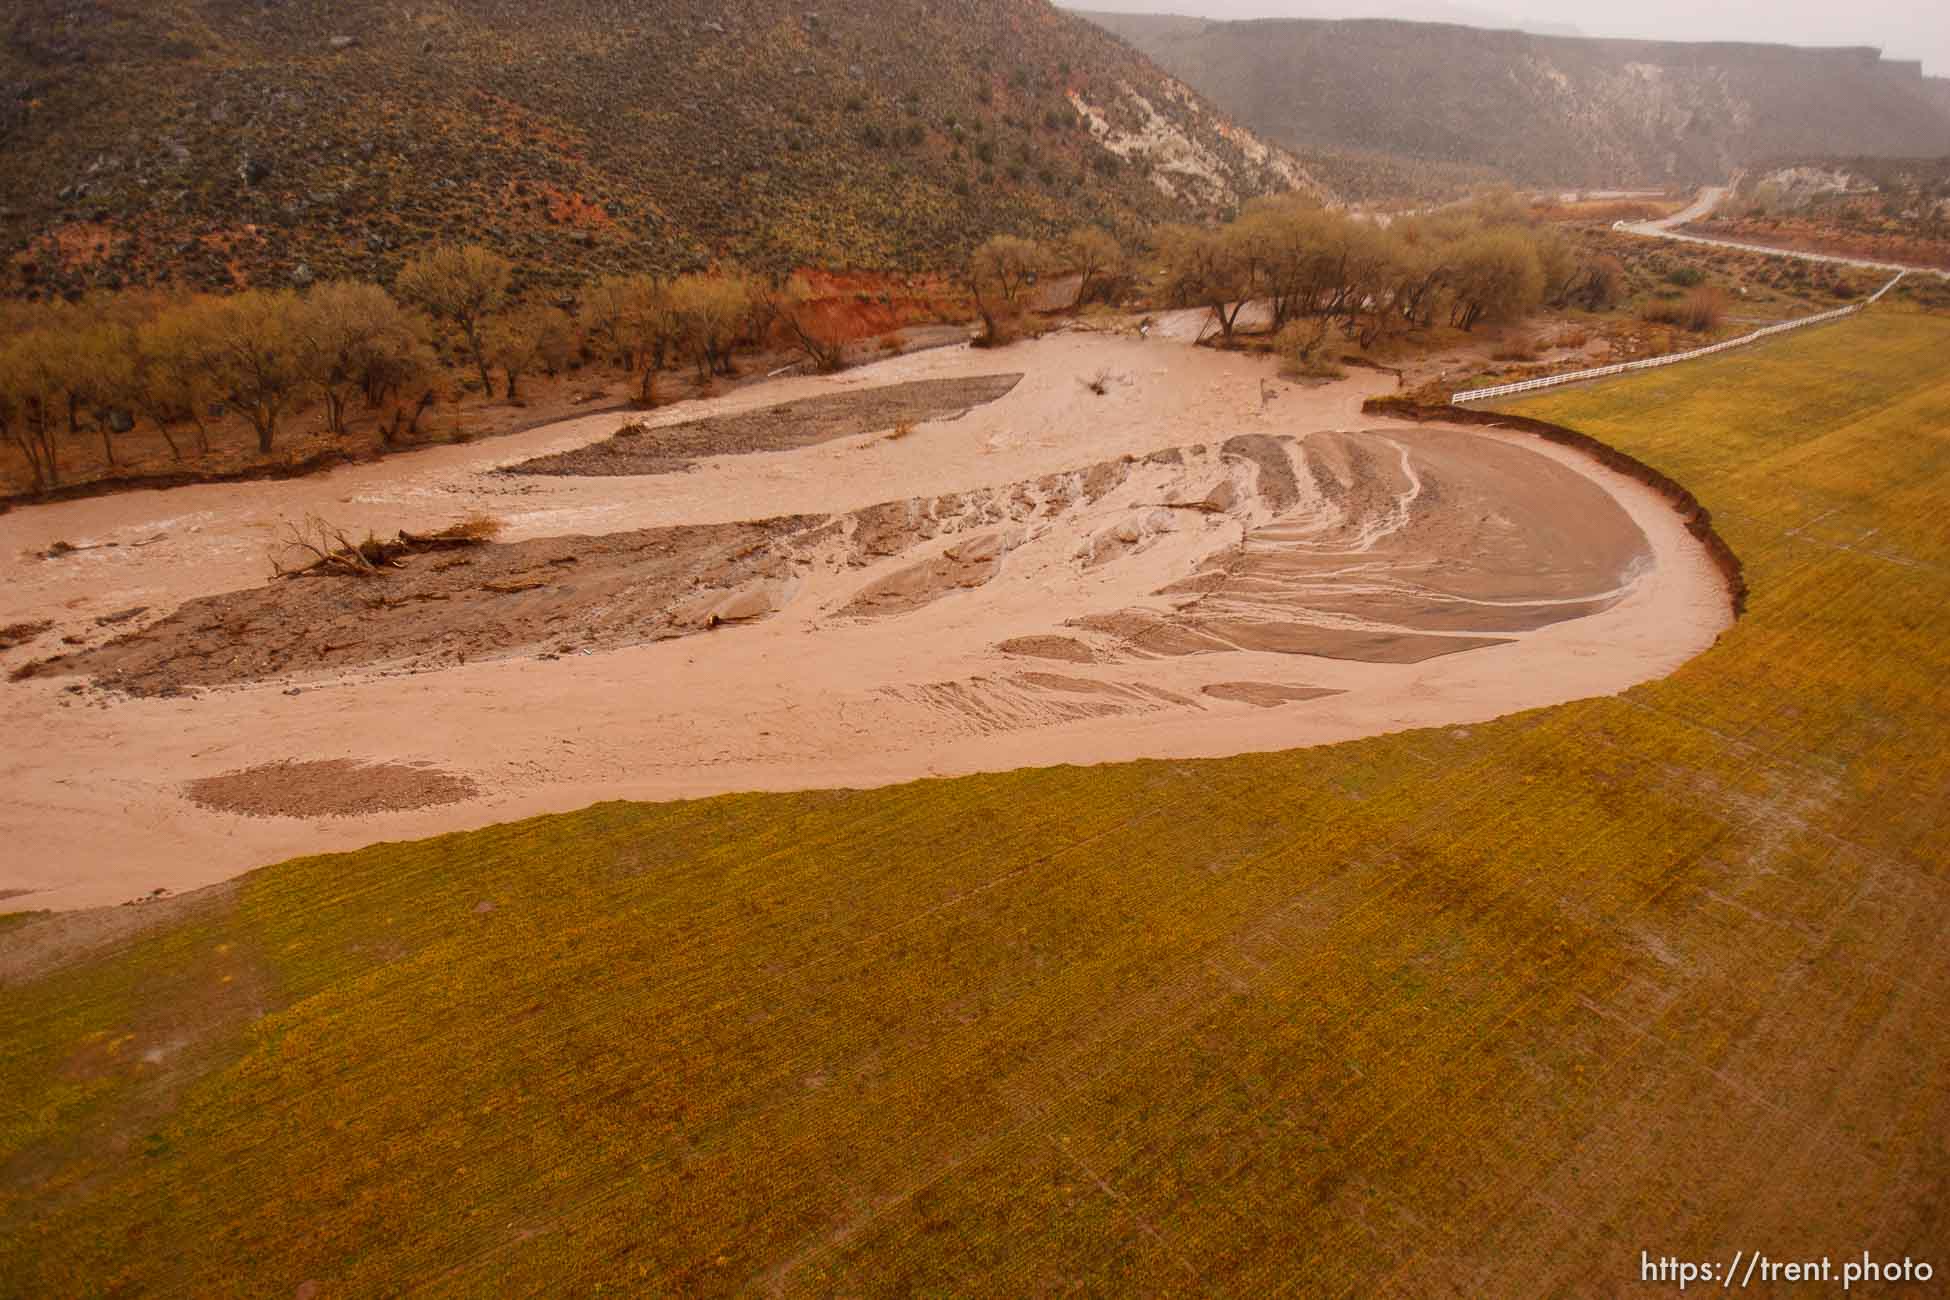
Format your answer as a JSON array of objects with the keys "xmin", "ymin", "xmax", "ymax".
[{"xmin": 269, "ymin": 513, "xmax": 504, "ymax": 579}]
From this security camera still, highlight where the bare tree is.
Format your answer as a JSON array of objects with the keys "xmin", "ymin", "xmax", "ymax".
[
  {"xmin": 971, "ymin": 235, "xmax": 1046, "ymax": 303},
  {"xmin": 1447, "ymin": 230, "xmax": 1545, "ymax": 332},
  {"xmin": 297, "ymin": 281, "xmax": 424, "ymax": 434},
  {"xmin": 580, "ymin": 273, "xmax": 676, "ymax": 404},
  {"xmin": 131, "ymin": 300, "xmax": 221, "ymax": 459},
  {"xmin": 1159, "ymin": 225, "xmax": 1258, "ymax": 346},
  {"xmin": 269, "ymin": 513, "xmax": 383, "ymax": 579},
  {"xmin": 669, "ymin": 271, "xmax": 756, "ymax": 380},
  {"xmin": 1060, "ymin": 226, "xmax": 1125, "ymax": 308},
  {"xmin": 68, "ymin": 317, "xmax": 136, "ymax": 467},
  {"xmin": 199, "ymin": 290, "xmax": 307, "ymax": 453},
  {"xmin": 1562, "ymin": 254, "xmax": 1625, "ymax": 312},
  {"xmin": 752, "ymin": 274, "xmax": 846, "ymax": 373},
  {"xmin": 1274, "ymin": 319, "xmax": 1341, "ymax": 380},
  {"xmin": 395, "ymin": 244, "xmax": 512, "ymax": 394},
  {"xmin": 487, "ymin": 304, "xmax": 578, "ymax": 400},
  {"xmin": 967, "ymin": 235, "xmax": 1048, "ymax": 345},
  {"xmin": 0, "ymin": 310, "xmax": 75, "ymax": 489}
]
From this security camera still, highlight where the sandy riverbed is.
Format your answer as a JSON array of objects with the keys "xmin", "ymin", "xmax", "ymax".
[{"xmin": 0, "ymin": 329, "xmax": 1730, "ymax": 911}]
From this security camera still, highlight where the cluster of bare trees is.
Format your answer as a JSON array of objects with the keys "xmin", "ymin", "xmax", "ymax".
[
  {"xmin": 965, "ymin": 226, "xmax": 1131, "ymax": 344},
  {"xmin": 0, "ymin": 246, "xmax": 849, "ymax": 492},
  {"xmin": 2, "ymin": 201, "xmax": 1625, "ymax": 494},
  {"xmin": 957, "ymin": 202, "xmax": 1614, "ymax": 357},
  {"xmin": 0, "ymin": 282, "xmax": 440, "ymax": 487},
  {"xmin": 575, "ymin": 269, "xmax": 842, "ymax": 403},
  {"xmin": 1156, "ymin": 194, "xmax": 1620, "ymax": 348}
]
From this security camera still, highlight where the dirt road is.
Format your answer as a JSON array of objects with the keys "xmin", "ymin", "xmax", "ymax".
[{"xmin": 1622, "ymin": 185, "xmax": 1950, "ymax": 279}]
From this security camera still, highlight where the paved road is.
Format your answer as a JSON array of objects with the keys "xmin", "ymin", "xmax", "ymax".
[{"xmin": 1618, "ymin": 185, "xmax": 1949, "ymax": 279}]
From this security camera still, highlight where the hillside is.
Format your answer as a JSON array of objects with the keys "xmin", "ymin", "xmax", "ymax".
[
  {"xmin": 1082, "ymin": 13, "xmax": 1950, "ymax": 187},
  {"xmin": 0, "ymin": 0, "xmax": 1319, "ymax": 298}
]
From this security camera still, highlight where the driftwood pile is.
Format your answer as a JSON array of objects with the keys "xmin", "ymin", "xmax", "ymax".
[{"xmin": 270, "ymin": 513, "xmax": 504, "ymax": 579}]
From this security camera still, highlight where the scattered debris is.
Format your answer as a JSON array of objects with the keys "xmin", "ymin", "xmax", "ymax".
[
  {"xmin": 482, "ymin": 577, "xmax": 549, "ymax": 595},
  {"xmin": 0, "ymin": 620, "xmax": 53, "ymax": 651},
  {"xmin": 269, "ymin": 512, "xmax": 504, "ymax": 580}
]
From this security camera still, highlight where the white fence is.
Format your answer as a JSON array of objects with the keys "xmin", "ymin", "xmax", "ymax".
[{"xmin": 1452, "ymin": 272, "xmax": 1907, "ymax": 405}]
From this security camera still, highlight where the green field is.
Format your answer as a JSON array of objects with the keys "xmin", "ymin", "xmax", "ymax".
[{"xmin": 4, "ymin": 310, "xmax": 1948, "ymax": 1295}]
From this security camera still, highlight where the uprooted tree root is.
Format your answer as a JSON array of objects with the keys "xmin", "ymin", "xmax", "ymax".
[{"xmin": 269, "ymin": 513, "xmax": 505, "ymax": 580}]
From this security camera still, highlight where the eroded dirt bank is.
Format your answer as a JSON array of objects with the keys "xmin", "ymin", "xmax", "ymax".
[{"xmin": 0, "ymin": 331, "xmax": 1730, "ymax": 911}]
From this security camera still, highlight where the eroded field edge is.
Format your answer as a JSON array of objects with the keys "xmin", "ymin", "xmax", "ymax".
[{"xmin": 1367, "ymin": 397, "xmax": 1750, "ymax": 620}]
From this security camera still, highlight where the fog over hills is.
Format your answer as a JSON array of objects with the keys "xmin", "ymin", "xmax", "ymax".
[
  {"xmin": 1060, "ymin": 0, "xmax": 1584, "ymax": 39},
  {"xmin": 1065, "ymin": 0, "xmax": 1947, "ymax": 76},
  {"xmin": 1084, "ymin": 11, "xmax": 1950, "ymax": 187}
]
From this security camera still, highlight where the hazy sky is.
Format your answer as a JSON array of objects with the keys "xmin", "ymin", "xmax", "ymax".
[{"xmin": 1064, "ymin": 0, "xmax": 1950, "ymax": 76}]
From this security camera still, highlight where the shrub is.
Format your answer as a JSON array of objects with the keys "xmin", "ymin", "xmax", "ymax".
[
  {"xmin": 1274, "ymin": 320, "xmax": 1344, "ymax": 381},
  {"xmin": 970, "ymin": 308, "xmax": 1022, "ymax": 348},
  {"xmin": 439, "ymin": 512, "xmax": 504, "ymax": 542},
  {"xmin": 1641, "ymin": 287, "xmax": 1727, "ymax": 333}
]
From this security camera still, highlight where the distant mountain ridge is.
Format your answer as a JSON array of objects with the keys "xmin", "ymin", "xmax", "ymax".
[
  {"xmin": 1057, "ymin": 0, "xmax": 1582, "ymax": 40},
  {"xmin": 1082, "ymin": 13, "xmax": 1950, "ymax": 187},
  {"xmin": 0, "ymin": 0, "xmax": 1319, "ymax": 298}
]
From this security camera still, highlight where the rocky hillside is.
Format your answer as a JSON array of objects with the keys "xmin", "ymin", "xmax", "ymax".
[
  {"xmin": 1084, "ymin": 13, "xmax": 1950, "ymax": 188},
  {"xmin": 0, "ymin": 0, "xmax": 1320, "ymax": 298}
]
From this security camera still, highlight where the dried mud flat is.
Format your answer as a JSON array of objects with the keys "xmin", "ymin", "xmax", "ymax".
[
  {"xmin": 508, "ymin": 374, "xmax": 1023, "ymax": 476},
  {"xmin": 0, "ymin": 332, "xmax": 1730, "ymax": 910},
  {"xmin": 185, "ymin": 759, "xmax": 480, "ymax": 819}
]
